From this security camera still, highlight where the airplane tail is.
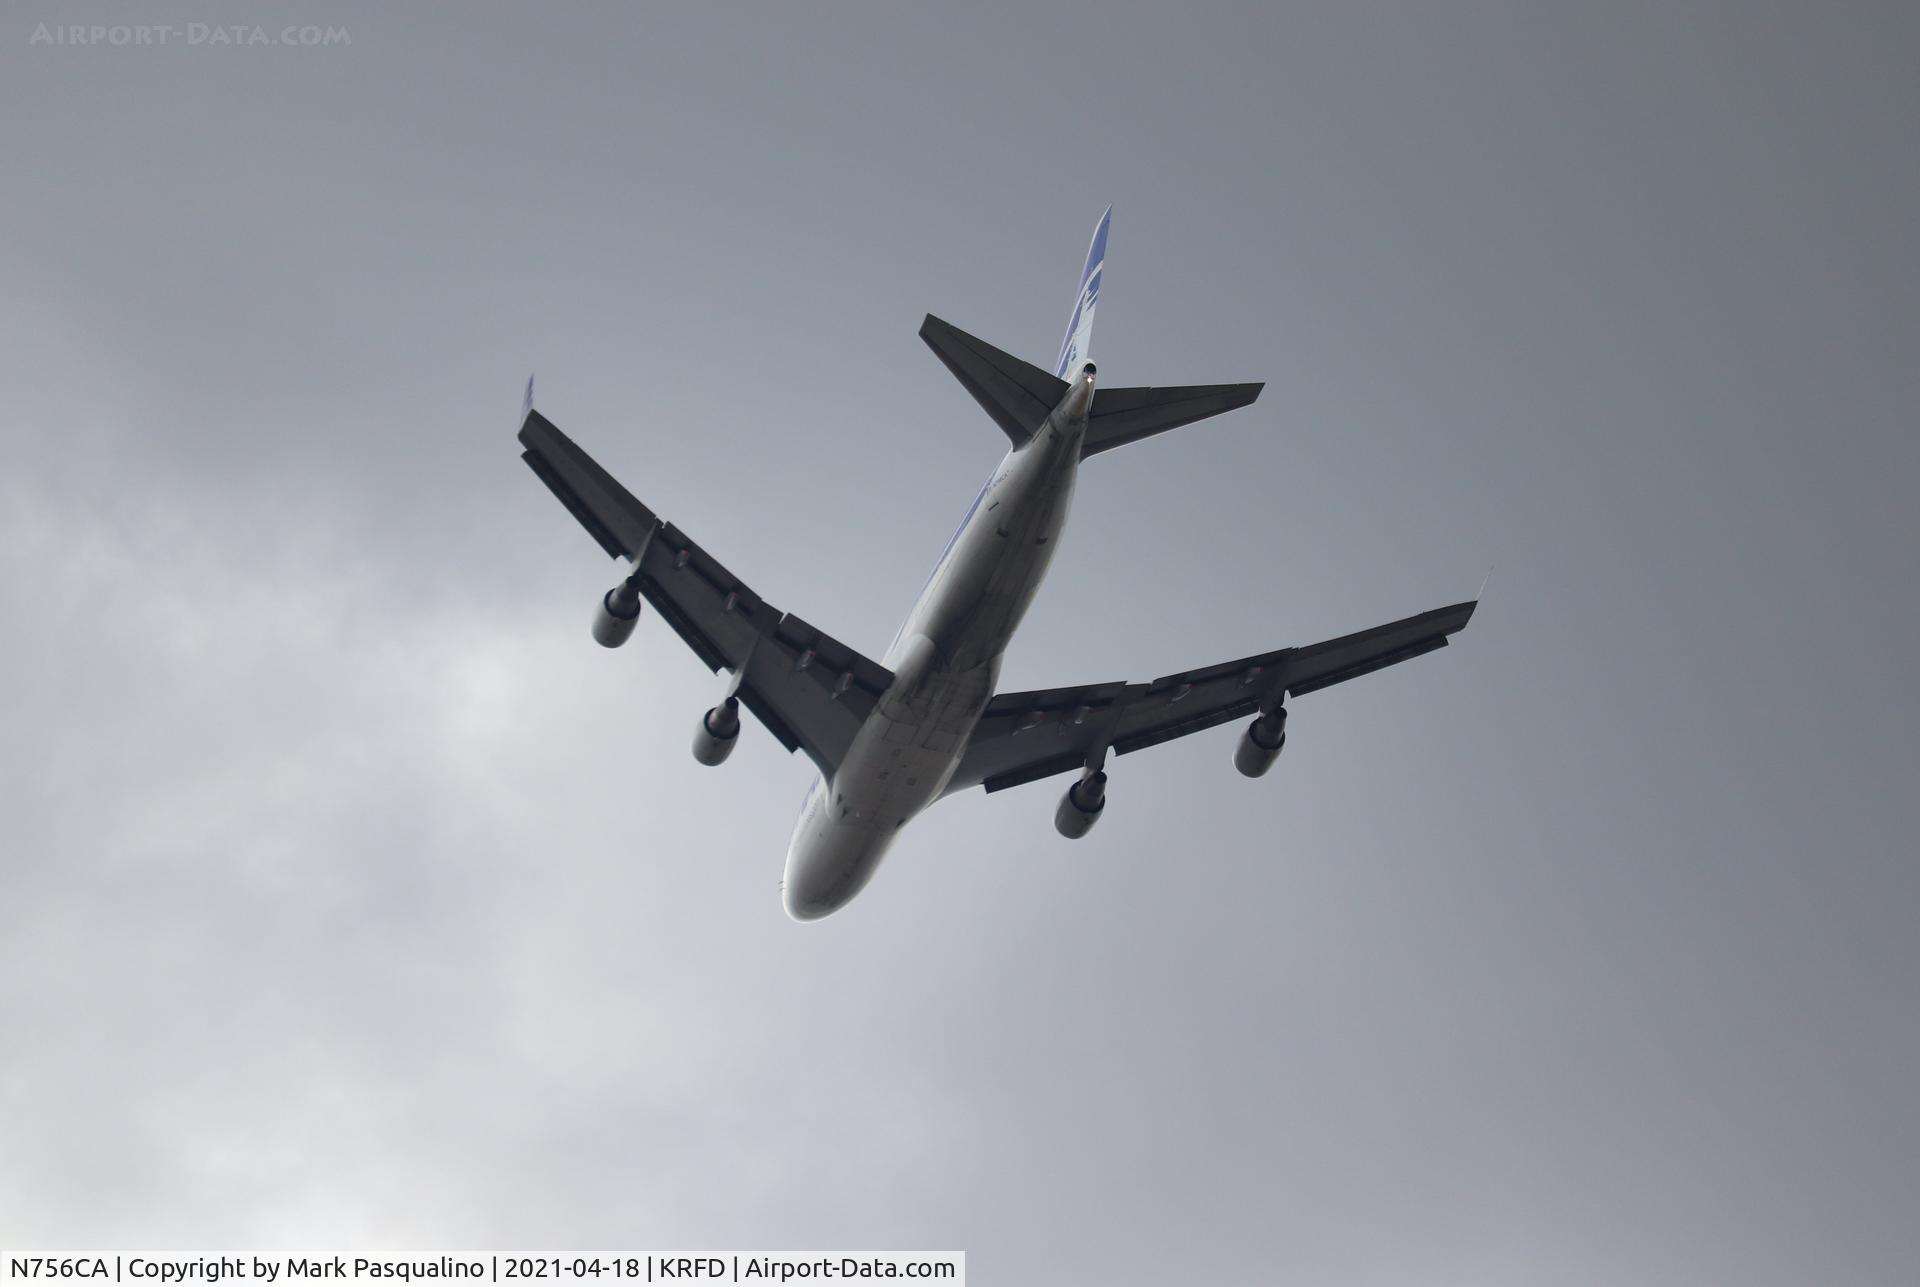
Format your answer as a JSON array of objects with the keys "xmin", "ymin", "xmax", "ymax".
[
  {"xmin": 1054, "ymin": 206, "xmax": 1110, "ymax": 378},
  {"xmin": 920, "ymin": 314, "xmax": 1264, "ymax": 457},
  {"xmin": 921, "ymin": 207, "xmax": 1263, "ymax": 456}
]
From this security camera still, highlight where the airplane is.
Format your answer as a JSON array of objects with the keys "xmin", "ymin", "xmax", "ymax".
[{"xmin": 516, "ymin": 208, "xmax": 1477, "ymax": 921}]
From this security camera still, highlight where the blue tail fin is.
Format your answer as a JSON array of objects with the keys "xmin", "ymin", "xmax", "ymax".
[{"xmin": 1054, "ymin": 206, "xmax": 1111, "ymax": 378}]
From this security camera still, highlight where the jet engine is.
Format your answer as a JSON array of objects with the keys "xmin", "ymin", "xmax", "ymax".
[
  {"xmin": 592, "ymin": 581, "xmax": 642, "ymax": 648},
  {"xmin": 692, "ymin": 698, "xmax": 741, "ymax": 766},
  {"xmin": 1234, "ymin": 708, "xmax": 1287, "ymax": 778},
  {"xmin": 1054, "ymin": 770, "xmax": 1107, "ymax": 839}
]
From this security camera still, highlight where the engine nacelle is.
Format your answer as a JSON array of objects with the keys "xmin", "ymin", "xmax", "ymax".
[
  {"xmin": 1234, "ymin": 708, "xmax": 1288, "ymax": 778},
  {"xmin": 592, "ymin": 582, "xmax": 642, "ymax": 649},
  {"xmin": 692, "ymin": 698, "xmax": 741, "ymax": 767},
  {"xmin": 1054, "ymin": 770, "xmax": 1107, "ymax": 839}
]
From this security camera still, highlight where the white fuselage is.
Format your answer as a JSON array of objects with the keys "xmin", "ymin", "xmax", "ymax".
[{"xmin": 781, "ymin": 372, "xmax": 1095, "ymax": 919}]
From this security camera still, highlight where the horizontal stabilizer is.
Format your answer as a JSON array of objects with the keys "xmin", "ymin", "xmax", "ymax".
[
  {"xmin": 1082, "ymin": 382, "xmax": 1264, "ymax": 459},
  {"xmin": 921, "ymin": 314, "xmax": 1069, "ymax": 450}
]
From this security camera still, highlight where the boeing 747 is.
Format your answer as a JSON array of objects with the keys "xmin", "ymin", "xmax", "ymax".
[{"xmin": 517, "ymin": 209, "xmax": 1476, "ymax": 919}]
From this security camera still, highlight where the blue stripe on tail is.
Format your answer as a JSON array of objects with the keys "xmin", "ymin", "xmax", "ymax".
[{"xmin": 1055, "ymin": 206, "xmax": 1112, "ymax": 378}]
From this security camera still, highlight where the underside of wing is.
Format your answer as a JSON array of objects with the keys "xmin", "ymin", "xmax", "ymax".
[
  {"xmin": 948, "ymin": 600, "xmax": 1477, "ymax": 795},
  {"xmin": 518, "ymin": 402, "xmax": 892, "ymax": 779},
  {"xmin": 520, "ymin": 408, "xmax": 656, "ymax": 558},
  {"xmin": 630, "ymin": 524, "xmax": 892, "ymax": 774},
  {"xmin": 946, "ymin": 679, "xmax": 1140, "ymax": 795},
  {"xmin": 1282, "ymin": 600, "xmax": 1478, "ymax": 695}
]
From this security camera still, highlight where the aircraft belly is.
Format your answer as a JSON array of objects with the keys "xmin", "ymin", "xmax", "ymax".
[
  {"xmin": 842, "ymin": 662, "xmax": 995, "ymax": 820},
  {"xmin": 782, "ymin": 663, "xmax": 990, "ymax": 920},
  {"xmin": 924, "ymin": 471, "xmax": 1077, "ymax": 670},
  {"xmin": 786, "ymin": 410, "xmax": 1085, "ymax": 921}
]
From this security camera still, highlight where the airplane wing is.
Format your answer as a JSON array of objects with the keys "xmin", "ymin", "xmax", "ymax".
[
  {"xmin": 518, "ymin": 402, "xmax": 893, "ymax": 778},
  {"xmin": 946, "ymin": 600, "xmax": 1477, "ymax": 794}
]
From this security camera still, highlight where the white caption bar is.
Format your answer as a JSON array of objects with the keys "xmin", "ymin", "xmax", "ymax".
[{"xmin": 1, "ymin": 1255, "xmax": 964, "ymax": 1287}]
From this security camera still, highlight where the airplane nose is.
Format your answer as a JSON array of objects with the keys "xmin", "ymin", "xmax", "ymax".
[
  {"xmin": 782, "ymin": 818, "xmax": 851, "ymax": 922},
  {"xmin": 782, "ymin": 813, "xmax": 892, "ymax": 922},
  {"xmin": 783, "ymin": 859, "xmax": 860, "ymax": 922},
  {"xmin": 783, "ymin": 886, "xmax": 837, "ymax": 922},
  {"xmin": 782, "ymin": 854, "xmax": 839, "ymax": 921}
]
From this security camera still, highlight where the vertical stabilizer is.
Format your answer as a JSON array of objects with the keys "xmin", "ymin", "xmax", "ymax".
[{"xmin": 1054, "ymin": 206, "xmax": 1111, "ymax": 378}]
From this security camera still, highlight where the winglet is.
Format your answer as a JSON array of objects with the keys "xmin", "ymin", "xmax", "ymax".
[
  {"xmin": 1476, "ymin": 566, "xmax": 1493, "ymax": 606},
  {"xmin": 520, "ymin": 373, "xmax": 535, "ymax": 425}
]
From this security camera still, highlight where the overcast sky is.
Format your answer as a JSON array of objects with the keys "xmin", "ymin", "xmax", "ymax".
[{"xmin": 3, "ymin": 2, "xmax": 1917, "ymax": 1281}]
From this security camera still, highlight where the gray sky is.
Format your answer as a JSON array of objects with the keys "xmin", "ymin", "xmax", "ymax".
[{"xmin": 4, "ymin": 1, "xmax": 1917, "ymax": 1281}]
